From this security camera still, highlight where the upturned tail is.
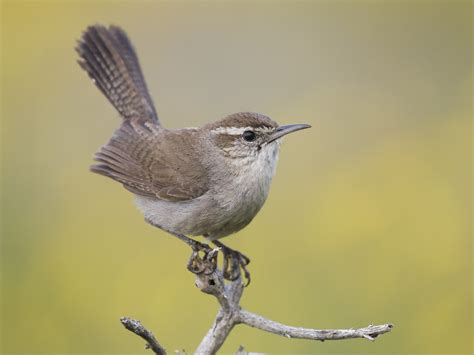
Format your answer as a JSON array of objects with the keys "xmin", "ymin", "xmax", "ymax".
[{"xmin": 76, "ymin": 25, "xmax": 159, "ymax": 123}]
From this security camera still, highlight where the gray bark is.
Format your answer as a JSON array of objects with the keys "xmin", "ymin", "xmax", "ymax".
[{"xmin": 121, "ymin": 249, "xmax": 393, "ymax": 354}]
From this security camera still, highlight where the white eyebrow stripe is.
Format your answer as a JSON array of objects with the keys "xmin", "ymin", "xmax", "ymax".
[{"xmin": 211, "ymin": 126, "xmax": 274, "ymax": 135}]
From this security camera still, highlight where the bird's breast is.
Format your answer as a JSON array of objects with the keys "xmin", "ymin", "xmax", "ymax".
[
  {"xmin": 207, "ymin": 143, "xmax": 280, "ymax": 239},
  {"xmin": 134, "ymin": 143, "xmax": 281, "ymax": 240}
]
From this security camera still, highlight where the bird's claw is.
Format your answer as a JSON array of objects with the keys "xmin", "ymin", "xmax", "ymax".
[
  {"xmin": 186, "ymin": 242, "xmax": 218, "ymax": 275},
  {"xmin": 186, "ymin": 241, "xmax": 251, "ymax": 286},
  {"xmin": 220, "ymin": 247, "xmax": 251, "ymax": 286}
]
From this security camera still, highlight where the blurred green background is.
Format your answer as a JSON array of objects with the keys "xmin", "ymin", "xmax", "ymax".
[{"xmin": 1, "ymin": 1, "xmax": 472, "ymax": 354}]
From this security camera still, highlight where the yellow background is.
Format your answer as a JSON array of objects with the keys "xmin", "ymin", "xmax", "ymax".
[{"xmin": 1, "ymin": 1, "xmax": 472, "ymax": 354}]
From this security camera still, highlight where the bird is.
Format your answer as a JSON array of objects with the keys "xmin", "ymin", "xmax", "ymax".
[{"xmin": 76, "ymin": 25, "xmax": 310, "ymax": 284}]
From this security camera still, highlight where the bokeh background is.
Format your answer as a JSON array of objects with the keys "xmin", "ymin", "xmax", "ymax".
[{"xmin": 1, "ymin": 1, "xmax": 472, "ymax": 354}]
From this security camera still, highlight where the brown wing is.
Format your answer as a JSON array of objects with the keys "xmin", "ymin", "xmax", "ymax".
[{"xmin": 91, "ymin": 119, "xmax": 208, "ymax": 201}]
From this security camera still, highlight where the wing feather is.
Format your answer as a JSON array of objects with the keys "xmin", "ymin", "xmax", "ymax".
[{"xmin": 90, "ymin": 120, "xmax": 208, "ymax": 201}]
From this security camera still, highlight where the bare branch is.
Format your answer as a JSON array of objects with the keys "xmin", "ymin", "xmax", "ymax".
[
  {"xmin": 195, "ymin": 307, "xmax": 237, "ymax": 353},
  {"xmin": 120, "ymin": 317, "xmax": 167, "ymax": 355},
  {"xmin": 120, "ymin": 249, "xmax": 393, "ymax": 354},
  {"xmin": 237, "ymin": 310, "xmax": 393, "ymax": 341},
  {"xmin": 194, "ymin": 270, "xmax": 243, "ymax": 353}
]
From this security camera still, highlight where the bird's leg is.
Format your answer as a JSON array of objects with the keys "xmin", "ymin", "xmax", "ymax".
[
  {"xmin": 145, "ymin": 218, "xmax": 218, "ymax": 275},
  {"xmin": 212, "ymin": 240, "xmax": 251, "ymax": 286}
]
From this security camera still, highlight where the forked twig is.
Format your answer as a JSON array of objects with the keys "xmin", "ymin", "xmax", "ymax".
[{"xmin": 121, "ymin": 250, "xmax": 393, "ymax": 354}]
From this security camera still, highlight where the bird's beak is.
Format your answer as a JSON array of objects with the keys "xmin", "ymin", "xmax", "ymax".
[{"xmin": 266, "ymin": 124, "xmax": 311, "ymax": 144}]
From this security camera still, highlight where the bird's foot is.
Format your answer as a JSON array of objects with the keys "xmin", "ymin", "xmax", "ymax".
[
  {"xmin": 186, "ymin": 241, "xmax": 219, "ymax": 276},
  {"xmin": 213, "ymin": 241, "xmax": 251, "ymax": 286}
]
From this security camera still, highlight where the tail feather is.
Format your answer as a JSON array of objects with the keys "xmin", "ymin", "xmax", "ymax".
[
  {"xmin": 108, "ymin": 26, "xmax": 156, "ymax": 112},
  {"xmin": 76, "ymin": 25, "xmax": 159, "ymax": 123}
]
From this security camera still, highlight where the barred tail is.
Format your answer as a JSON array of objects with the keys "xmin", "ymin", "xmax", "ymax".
[{"xmin": 76, "ymin": 25, "xmax": 159, "ymax": 123}]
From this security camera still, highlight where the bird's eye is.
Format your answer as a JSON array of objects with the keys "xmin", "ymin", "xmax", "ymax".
[{"xmin": 242, "ymin": 130, "xmax": 256, "ymax": 142}]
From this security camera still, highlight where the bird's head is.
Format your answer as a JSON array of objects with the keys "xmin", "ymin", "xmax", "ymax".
[{"xmin": 205, "ymin": 112, "xmax": 310, "ymax": 163}]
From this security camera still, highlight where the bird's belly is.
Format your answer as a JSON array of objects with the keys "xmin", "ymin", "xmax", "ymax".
[
  {"xmin": 135, "ymin": 143, "xmax": 279, "ymax": 239},
  {"xmin": 206, "ymin": 179, "xmax": 270, "ymax": 239},
  {"xmin": 134, "ymin": 186, "xmax": 268, "ymax": 240},
  {"xmin": 134, "ymin": 194, "xmax": 219, "ymax": 237}
]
